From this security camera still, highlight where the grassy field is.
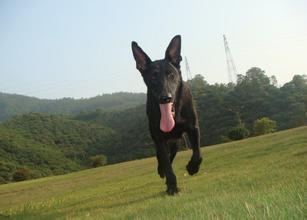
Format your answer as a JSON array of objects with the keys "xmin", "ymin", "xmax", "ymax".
[{"xmin": 0, "ymin": 126, "xmax": 306, "ymax": 219}]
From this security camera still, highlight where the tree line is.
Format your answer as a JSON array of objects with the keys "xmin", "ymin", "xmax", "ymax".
[{"xmin": 0, "ymin": 92, "xmax": 146, "ymax": 122}]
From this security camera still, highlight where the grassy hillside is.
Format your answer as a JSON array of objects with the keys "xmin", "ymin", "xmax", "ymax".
[{"xmin": 0, "ymin": 126, "xmax": 305, "ymax": 219}]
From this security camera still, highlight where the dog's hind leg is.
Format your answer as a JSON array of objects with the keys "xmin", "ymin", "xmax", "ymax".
[{"xmin": 186, "ymin": 127, "xmax": 202, "ymax": 175}]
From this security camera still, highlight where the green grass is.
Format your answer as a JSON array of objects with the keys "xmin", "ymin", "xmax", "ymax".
[{"xmin": 0, "ymin": 126, "xmax": 306, "ymax": 219}]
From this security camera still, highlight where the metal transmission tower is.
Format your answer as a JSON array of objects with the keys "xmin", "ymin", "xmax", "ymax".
[
  {"xmin": 184, "ymin": 56, "xmax": 193, "ymax": 80},
  {"xmin": 223, "ymin": 34, "xmax": 238, "ymax": 83}
]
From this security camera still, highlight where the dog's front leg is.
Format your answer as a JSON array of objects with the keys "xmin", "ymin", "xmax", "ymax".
[
  {"xmin": 186, "ymin": 126, "xmax": 202, "ymax": 175},
  {"xmin": 156, "ymin": 143, "xmax": 178, "ymax": 195}
]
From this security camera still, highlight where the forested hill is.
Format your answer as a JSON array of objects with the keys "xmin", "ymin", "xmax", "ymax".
[
  {"xmin": 0, "ymin": 92, "xmax": 146, "ymax": 122},
  {"xmin": 0, "ymin": 113, "xmax": 123, "ymax": 184}
]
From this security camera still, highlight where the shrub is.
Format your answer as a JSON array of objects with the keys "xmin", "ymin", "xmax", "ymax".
[
  {"xmin": 211, "ymin": 135, "xmax": 231, "ymax": 144},
  {"xmin": 89, "ymin": 155, "xmax": 107, "ymax": 167},
  {"xmin": 13, "ymin": 168, "xmax": 32, "ymax": 181},
  {"xmin": 253, "ymin": 117, "xmax": 277, "ymax": 136},
  {"xmin": 0, "ymin": 176, "xmax": 7, "ymax": 184},
  {"xmin": 228, "ymin": 125, "xmax": 250, "ymax": 140}
]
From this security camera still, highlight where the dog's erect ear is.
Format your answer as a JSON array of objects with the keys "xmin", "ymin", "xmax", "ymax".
[
  {"xmin": 131, "ymin": 41, "xmax": 151, "ymax": 73},
  {"xmin": 165, "ymin": 35, "xmax": 182, "ymax": 68}
]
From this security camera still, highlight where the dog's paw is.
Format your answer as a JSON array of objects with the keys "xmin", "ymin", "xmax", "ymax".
[
  {"xmin": 157, "ymin": 165, "xmax": 165, "ymax": 178},
  {"xmin": 186, "ymin": 157, "xmax": 202, "ymax": 175},
  {"xmin": 166, "ymin": 187, "xmax": 179, "ymax": 196}
]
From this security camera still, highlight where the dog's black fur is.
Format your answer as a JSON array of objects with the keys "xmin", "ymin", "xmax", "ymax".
[{"xmin": 131, "ymin": 35, "xmax": 202, "ymax": 195}]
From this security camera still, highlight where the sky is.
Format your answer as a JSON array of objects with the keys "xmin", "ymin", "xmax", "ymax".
[{"xmin": 0, "ymin": 0, "xmax": 306, "ymax": 99}]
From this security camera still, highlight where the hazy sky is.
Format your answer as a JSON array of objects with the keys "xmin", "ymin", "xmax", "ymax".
[{"xmin": 0, "ymin": 0, "xmax": 306, "ymax": 99}]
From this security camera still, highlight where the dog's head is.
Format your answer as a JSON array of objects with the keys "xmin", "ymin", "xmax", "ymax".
[{"xmin": 131, "ymin": 35, "xmax": 182, "ymax": 132}]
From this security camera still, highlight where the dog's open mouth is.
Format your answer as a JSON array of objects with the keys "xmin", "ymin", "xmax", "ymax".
[{"xmin": 159, "ymin": 103, "xmax": 175, "ymax": 133}]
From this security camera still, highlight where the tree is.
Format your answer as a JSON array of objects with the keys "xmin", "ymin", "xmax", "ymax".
[
  {"xmin": 226, "ymin": 67, "xmax": 279, "ymax": 130},
  {"xmin": 187, "ymin": 74, "xmax": 208, "ymax": 97},
  {"xmin": 253, "ymin": 117, "xmax": 277, "ymax": 136},
  {"xmin": 228, "ymin": 124, "xmax": 250, "ymax": 140},
  {"xmin": 275, "ymin": 75, "xmax": 307, "ymax": 129}
]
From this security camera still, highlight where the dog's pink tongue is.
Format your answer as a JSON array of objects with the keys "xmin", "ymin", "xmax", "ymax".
[{"xmin": 159, "ymin": 103, "xmax": 175, "ymax": 133}]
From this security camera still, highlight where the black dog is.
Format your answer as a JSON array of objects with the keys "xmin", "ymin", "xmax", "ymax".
[{"xmin": 131, "ymin": 35, "xmax": 202, "ymax": 195}]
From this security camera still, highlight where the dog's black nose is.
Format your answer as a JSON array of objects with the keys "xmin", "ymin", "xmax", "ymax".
[{"xmin": 160, "ymin": 94, "xmax": 172, "ymax": 104}]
